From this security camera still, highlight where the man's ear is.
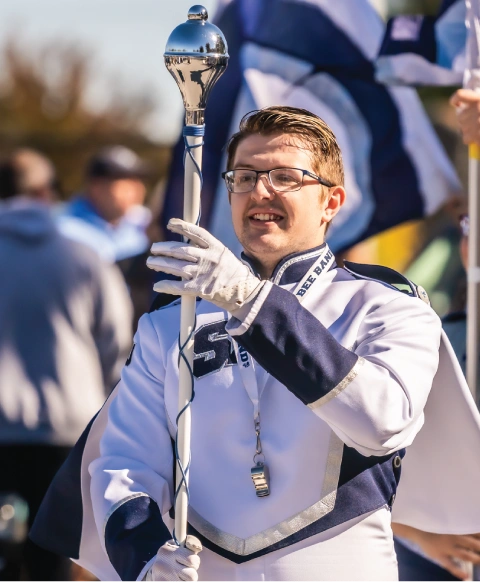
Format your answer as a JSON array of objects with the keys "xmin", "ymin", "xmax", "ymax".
[{"xmin": 322, "ymin": 186, "xmax": 346, "ymax": 223}]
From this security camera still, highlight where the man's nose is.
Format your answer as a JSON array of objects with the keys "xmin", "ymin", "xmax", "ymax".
[{"xmin": 251, "ymin": 173, "xmax": 275, "ymax": 201}]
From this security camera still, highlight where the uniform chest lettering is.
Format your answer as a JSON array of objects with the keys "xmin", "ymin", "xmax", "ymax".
[{"xmin": 193, "ymin": 320, "xmax": 237, "ymax": 378}]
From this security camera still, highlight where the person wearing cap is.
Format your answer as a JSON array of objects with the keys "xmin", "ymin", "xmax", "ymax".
[
  {"xmin": 58, "ymin": 146, "xmax": 151, "ymax": 264},
  {"xmin": 0, "ymin": 148, "xmax": 133, "ymax": 580}
]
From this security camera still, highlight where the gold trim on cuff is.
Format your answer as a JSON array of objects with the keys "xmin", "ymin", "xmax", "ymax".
[{"xmin": 308, "ymin": 357, "xmax": 365, "ymax": 410}]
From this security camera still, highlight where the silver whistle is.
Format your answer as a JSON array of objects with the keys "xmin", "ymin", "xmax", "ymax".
[{"xmin": 251, "ymin": 462, "xmax": 270, "ymax": 497}]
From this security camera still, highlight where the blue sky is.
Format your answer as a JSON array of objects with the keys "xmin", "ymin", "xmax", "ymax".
[{"xmin": 0, "ymin": 0, "xmax": 219, "ymax": 143}]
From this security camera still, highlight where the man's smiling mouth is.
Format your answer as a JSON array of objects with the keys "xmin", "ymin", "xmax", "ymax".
[{"xmin": 251, "ymin": 213, "xmax": 282, "ymax": 222}]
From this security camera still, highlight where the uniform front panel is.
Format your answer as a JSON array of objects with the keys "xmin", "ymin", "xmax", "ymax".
[{"xmin": 163, "ymin": 306, "xmax": 337, "ymax": 541}]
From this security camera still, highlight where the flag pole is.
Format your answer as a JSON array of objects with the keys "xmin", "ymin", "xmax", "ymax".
[
  {"xmin": 460, "ymin": 2, "xmax": 480, "ymax": 572},
  {"xmin": 464, "ymin": 0, "xmax": 480, "ymax": 402},
  {"xmin": 467, "ymin": 143, "xmax": 480, "ymax": 401},
  {"xmin": 163, "ymin": 6, "xmax": 228, "ymax": 545},
  {"xmin": 466, "ymin": 136, "xmax": 480, "ymax": 580}
]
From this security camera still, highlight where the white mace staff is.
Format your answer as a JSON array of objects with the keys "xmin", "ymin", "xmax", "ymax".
[{"xmin": 163, "ymin": 5, "xmax": 229, "ymax": 545}]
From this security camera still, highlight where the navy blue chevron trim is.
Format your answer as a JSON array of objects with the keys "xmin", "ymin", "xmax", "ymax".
[
  {"xmin": 187, "ymin": 446, "xmax": 404, "ymax": 564},
  {"xmin": 105, "ymin": 496, "xmax": 171, "ymax": 581},
  {"xmin": 29, "ymin": 414, "xmax": 97, "ymax": 558},
  {"xmin": 235, "ymin": 284, "xmax": 358, "ymax": 406}
]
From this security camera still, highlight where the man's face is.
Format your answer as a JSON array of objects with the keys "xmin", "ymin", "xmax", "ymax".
[
  {"xmin": 230, "ymin": 133, "xmax": 338, "ymax": 271},
  {"xmin": 87, "ymin": 177, "xmax": 146, "ymax": 223}
]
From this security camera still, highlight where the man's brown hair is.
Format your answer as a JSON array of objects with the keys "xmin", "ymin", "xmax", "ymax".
[{"xmin": 226, "ymin": 106, "xmax": 344, "ymax": 187}]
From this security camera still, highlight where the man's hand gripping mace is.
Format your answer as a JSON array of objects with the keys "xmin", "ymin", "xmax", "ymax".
[{"xmin": 164, "ymin": 5, "xmax": 229, "ymax": 545}]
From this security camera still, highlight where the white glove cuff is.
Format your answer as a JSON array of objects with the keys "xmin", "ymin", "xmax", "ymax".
[
  {"xmin": 227, "ymin": 280, "xmax": 272, "ymax": 332},
  {"xmin": 218, "ymin": 279, "xmax": 264, "ymax": 315}
]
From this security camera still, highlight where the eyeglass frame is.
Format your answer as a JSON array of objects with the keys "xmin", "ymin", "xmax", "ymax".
[{"xmin": 221, "ymin": 167, "xmax": 335, "ymax": 193}]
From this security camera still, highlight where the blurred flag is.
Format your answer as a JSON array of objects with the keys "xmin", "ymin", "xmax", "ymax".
[
  {"xmin": 376, "ymin": 0, "xmax": 466, "ymax": 86},
  {"xmin": 464, "ymin": 0, "xmax": 480, "ymax": 90},
  {"xmin": 162, "ymin": 0, "xmax": 462, "ymax": 254}
]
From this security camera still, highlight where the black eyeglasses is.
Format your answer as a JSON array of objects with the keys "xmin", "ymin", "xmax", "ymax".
[{"xmin": 221, "ymin": 168, "xmax": 334, "ymax": 194}]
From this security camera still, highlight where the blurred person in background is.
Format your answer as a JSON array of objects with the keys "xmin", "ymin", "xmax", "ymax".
[
  {"xmin": 0, "ymin": 148, "xmax": 133, "ymax": 580},
  {"xmin": 58, "ymin": 145, "xmax": 151, "ymax": 265},
  {"xmin": 58, "ymin": 145, "xmax": 154, "ymax": 327},
  {"xmin": 391, "ymin": 90, "xmax": 480, "ymax": 582}
]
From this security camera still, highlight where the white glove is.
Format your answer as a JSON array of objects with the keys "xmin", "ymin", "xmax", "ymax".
[
  {"xmin": 147, "ymin": 218, "xmax": 264, "ymax": 314},
  {"xmin": 144, "ymin": 535, "xmax": 202, "ymax": 581}
]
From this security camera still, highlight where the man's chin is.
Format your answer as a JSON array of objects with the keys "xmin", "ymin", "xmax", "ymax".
[{"xmin": 241, "ymin": 239, "xmax": 287, "ymax": 262}]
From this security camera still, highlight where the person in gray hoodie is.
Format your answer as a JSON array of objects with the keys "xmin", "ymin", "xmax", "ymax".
[{"xmin": 0, "ymin": 149, "xmax": 133, "ymax": 580}]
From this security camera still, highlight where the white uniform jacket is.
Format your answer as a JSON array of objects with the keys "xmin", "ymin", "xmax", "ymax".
[{"xmin": 75, "ymin": 243, "xmax": 441, "ymax": 580}]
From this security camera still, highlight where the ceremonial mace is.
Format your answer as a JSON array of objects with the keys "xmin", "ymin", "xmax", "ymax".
[{"xmin": 164, "ymin": 5, "xmax": 229, "ymax": 545}]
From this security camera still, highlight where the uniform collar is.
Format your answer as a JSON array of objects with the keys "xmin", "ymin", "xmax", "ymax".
[{"xmin": 241, "ymin": 243, "xmax": 336, "ymax": 285}]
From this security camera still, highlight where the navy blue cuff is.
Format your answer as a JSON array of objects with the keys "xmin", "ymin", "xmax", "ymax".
[
  {"xmin": 105, "ymin": 495, "xmax": 171, "ymax": 581},
  {"xmin": 235, "ymin": 284, "xmax": 358, "ymax": 405}
]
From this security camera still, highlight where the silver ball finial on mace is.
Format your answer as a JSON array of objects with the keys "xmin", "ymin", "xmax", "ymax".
[
  {"xmin": 163, "ymin": 6, "xmax": 229, "ymax": 546},
  {"xmin": 164, "ymin": 5, "xmax": 229, "ymax": 125}
]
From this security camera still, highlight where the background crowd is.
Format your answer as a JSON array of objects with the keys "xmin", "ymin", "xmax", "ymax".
[{"xmin": 0, "ymin": 0, "xmax": 478, "ymax": 580}]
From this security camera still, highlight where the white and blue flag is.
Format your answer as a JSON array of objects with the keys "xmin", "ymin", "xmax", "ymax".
[
  {"xmin": 376, "ymin": 0, "xmax": 466, "ymax": 86},
  {"xmin": 162, "ymin": 0, "xmax": 462, "ymax": 254}
]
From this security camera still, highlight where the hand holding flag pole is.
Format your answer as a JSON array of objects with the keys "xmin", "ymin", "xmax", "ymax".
[{"xmin": 163, "ymin": 6, "xmax": 228, "ymax": 546}]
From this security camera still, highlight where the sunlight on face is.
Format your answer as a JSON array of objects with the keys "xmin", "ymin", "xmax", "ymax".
[{"xmin": 230, "ymin": 133, "xmax": 331, "ymax": 273}]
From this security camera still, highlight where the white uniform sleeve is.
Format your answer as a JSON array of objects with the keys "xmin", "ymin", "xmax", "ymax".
[
  {"xmin": 228, "ymin": 282, "xmax": 441, "ymax": 456},
  {"xmin": 89, "ymin": 312, "xmax": 173, "ymax": 580},
  {"xmin": 313, "ymin": 295, "xmax": 441, "ymax": 455}
]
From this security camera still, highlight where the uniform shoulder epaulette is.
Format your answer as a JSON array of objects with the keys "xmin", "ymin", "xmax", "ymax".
[{"xmin": 343, "ymin": 260, "xmax": 430, "ymax": 305}]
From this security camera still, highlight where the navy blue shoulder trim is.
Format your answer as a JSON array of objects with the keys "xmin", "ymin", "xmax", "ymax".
[{"xmin": 343, "ymin": 261, "xmax": 421, "ymax": 298}]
